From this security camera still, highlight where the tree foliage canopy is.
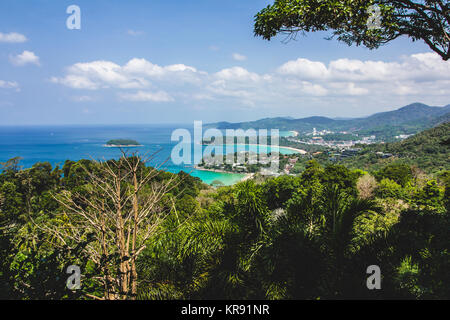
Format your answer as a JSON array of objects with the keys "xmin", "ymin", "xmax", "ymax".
[
  {"xmin": 0, "ymin": 152, "xmax": 448, "ymax": 299},
  {"xmin": 254, "ymin": 0, "xmax": 450, "ymax": 60}
]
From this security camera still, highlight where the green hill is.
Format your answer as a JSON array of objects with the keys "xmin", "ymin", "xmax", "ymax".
[
  {"xmin": 361, "ymin": 103, "xmax": 450, "ymax": 125},
  {"xmin": 341, "ymin": 122, "xmax": 450, "ymax": 174},
  {"xmin": 206, "ymin": 103, "xmax": 450, "ymax": 140}
]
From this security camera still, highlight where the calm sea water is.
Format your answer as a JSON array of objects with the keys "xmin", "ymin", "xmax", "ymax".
[{"xmin": 0, "ymin": 125, "xmax": 297, "ymax": 186}]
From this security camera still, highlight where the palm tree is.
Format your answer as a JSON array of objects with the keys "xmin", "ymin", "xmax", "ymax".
[{"xmin": 320, "ymin": 184, "xmax": 381, "ymax": 297}]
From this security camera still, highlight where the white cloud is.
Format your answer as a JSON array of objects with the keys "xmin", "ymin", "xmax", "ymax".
[
  {"xmin": 192, "ymin": 93, "xmax": 215, "ymax": 100},
  {"xmin": 123, "ymin": 58, "xmax": 166, "ymax": 77},
  {"xmin": 127, "ymin": 30, "xmax": 144, "ymax": 36},
  {"xmin": 52, "ymin": 60, "xmax": 148, "ymax": 89},
  {"xmin": 329, "ymin": 82, "xmax": 369, "ymax": 96},
  {"xmin": 123, "ymin": 59, "xmax": 201, "ymax": 84},
  {"xmin": 118, "ymin": 90, "xmax": 174, "ymax": 102},
  {"xmin": 232, "ymin": 53, "xmax": 247, "ymax": 61},
  {"xmin": 165, "ymin": 64, "xmax": 197, "ymax": 73},
  {"xmin": 300, "ymin": 82, "xmax": 328, "ymax": 96},
  {"xmin": 215, "ymin": 67, "xmax": 259, "ymax": 82},
  {"xmin": 278, "ymin": 53, "xmax": 450, "ymax": 84},
  {"xmin": 10, "ymin": 50, "xmax": 40, "ymax": 66},
  {"xmin": 52, "ymin": 58, "xmax": 205, "ymax": 94},
  {"xmin": 278, "ymin": 58, "xmax": 329, "ymax": 79},
  {"xmin": 0, "ymin": 32, "xmax": 27, "ymax": 43},
  {"xmin": 52, "ymin": 53, "xmax": 450, "ymax": 108},
  {"xmin": 276, "ymin": 53, "xmax": 450, "ymax": 101},
  {"xmin": 51, "ymin": 75, "xmax": 100, "ymax": 90},
  {"xmin": 0, "ymin": 80, "xmax": 19, "ymax": 90}
]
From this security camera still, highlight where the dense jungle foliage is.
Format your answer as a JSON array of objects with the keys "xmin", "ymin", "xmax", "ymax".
[{"xmin": 0, "ymin": 152, "xmax": 448, "ymax": 300}]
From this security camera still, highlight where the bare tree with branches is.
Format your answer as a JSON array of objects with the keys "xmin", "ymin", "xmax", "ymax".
[{"xmin": 38, "ymin": 152, "xmax": 182, "ymax": 300}]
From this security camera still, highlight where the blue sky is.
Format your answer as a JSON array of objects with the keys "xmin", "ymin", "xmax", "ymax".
[{"xmin": 0, "ymin": 0, "xmax": 449, "ymax": 125}]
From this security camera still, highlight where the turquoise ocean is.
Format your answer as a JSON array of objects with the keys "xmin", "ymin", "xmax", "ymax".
[{"xmin": 0, "ymin": 125, "xmax": 298, "ymax": 186}]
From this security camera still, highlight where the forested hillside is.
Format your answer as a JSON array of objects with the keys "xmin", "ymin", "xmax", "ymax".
[
  {"xmin": 207, "ymin": 103, "xmax": 450, "ymax": 140},
  {"xmin": 0, "ymin": 152, "xmax": 448, "ymax": 300},
  {"xmin": 342, "ymin": 122, "xmax": 450, "ymax": 173}
]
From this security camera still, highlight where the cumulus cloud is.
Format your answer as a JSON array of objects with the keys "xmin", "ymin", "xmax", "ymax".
[
  {"xmin": 52, "ymin": 53, "xmax": 450, "ymax": 107},
  {"xmin": 279, "ymin": 53, "xmax": 450, "ymax": 84},
  {"xmin": 215, "ymin": 67, "xmax": 260, "ymax": 82},
  {"xmin": 51, "ymin": 60, "xmax": 149, "ymax": 89},
  {"xmin": 118, "ymin": 90, "xmax": 174, "ymax": 102},
  {"xmin": 232, "ymin": 53, "xmax": 247, "ymax": 61},
  {"xmin": 0, "ymin": 80, "xmax": 19, "ymax": 91},
  {"xmin": 0, "ymin": 32, "xmax": 27, "ymax": 43},
  {"xmin": 276, "ymin": 53, "xmax": 450, "ymax": 99},
  {"xmin": 10, "ymin": 50, "xmax": 40, "ymax": 66},
  {"xmin": 300, "ymin": 82, "xmax": 328, "ymax": 96},
  {"xmin": 52, "ymin": 59, "xmax": 203, "ymax": 92},
  {"xmin": 51, "ymin": 75, "xmax": 100, "ymax": 90},
  {"xmin": 278, "ymin": 58, "xmax": 329, "ymax": 79}
]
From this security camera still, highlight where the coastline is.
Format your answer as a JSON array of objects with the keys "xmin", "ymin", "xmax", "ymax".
[
  {"xmin": 201, "ymin": 143, "xmax": 307, "ymax": 154},
  {"xmin": 194, "ymin": 166, "xmax": 231, "ymax": 174},
  {"xmin": 241, "ymin": 173, "xmax": 255, "ymax": 182},
  {"xmin": 194, "ymin": 166, "xmax": 254, "ymax": 183},
  {"xmin": 281, "ymin": 146, "xmax": 307, "ymax": 154},
  {"xmin": 276, "ymin": 145, "xmax": 307, "ymax": 154}
]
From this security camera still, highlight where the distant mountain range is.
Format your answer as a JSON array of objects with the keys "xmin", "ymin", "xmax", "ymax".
[{"xmin": 206, "ymin": 103, "xmax": 450, "ymax": 140}]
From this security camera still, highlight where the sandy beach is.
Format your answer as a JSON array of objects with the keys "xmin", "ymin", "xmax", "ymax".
[
  {"xmin": 277, "ymin": 145, "xmax": 307, "ymax": 154},
  {"xmin": 194, "ymin": 165, "xmax": 255, "ymax": 184},
  {"xmin": 236, "ymin": 143, "xmax": 307, "ymax": 155},
  {"xmin": 202, "ymin": 143, "xmax": 307, "ymax": 154},
  {"xmin": 194, "ymin": 166, "xmax": 231, "ymax": 174},
  {"xmin": 241, "ymin": 173, "xmax": 255, "ymax": 181}
]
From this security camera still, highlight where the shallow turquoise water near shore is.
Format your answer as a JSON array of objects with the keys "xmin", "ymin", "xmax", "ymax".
[
  {"xmin": 0, "ymin": 125, "xmax": 296, "ymax": 186},
  {"xmin": 190, "ymin": 170, "xmax": 246, "ymax": 185}
]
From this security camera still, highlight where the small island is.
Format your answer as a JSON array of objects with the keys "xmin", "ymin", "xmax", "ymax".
[{"xmin": 105, "ymin": 139, "xmax": 142, "ymax": 147}]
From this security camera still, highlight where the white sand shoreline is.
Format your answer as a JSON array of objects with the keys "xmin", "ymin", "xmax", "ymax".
[
  {"xmin": 202, "ymin": 143, "xmax": 307, "ymax": 155},
  {"xmin": 194, "ymin": 166, "xmax": 233, "ymax": 174},
  {"xmin": 194, "ymin": 166, "xmax": 254, "ymax": 182},
  {"xmin": 241, "ymin": 173, "xmax": 255, "ymax": 182}
]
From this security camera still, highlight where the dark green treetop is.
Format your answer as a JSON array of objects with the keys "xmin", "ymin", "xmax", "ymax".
[{"xmin": 254, "ymin": 0, "xmax": 450, "ymax": 60}]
